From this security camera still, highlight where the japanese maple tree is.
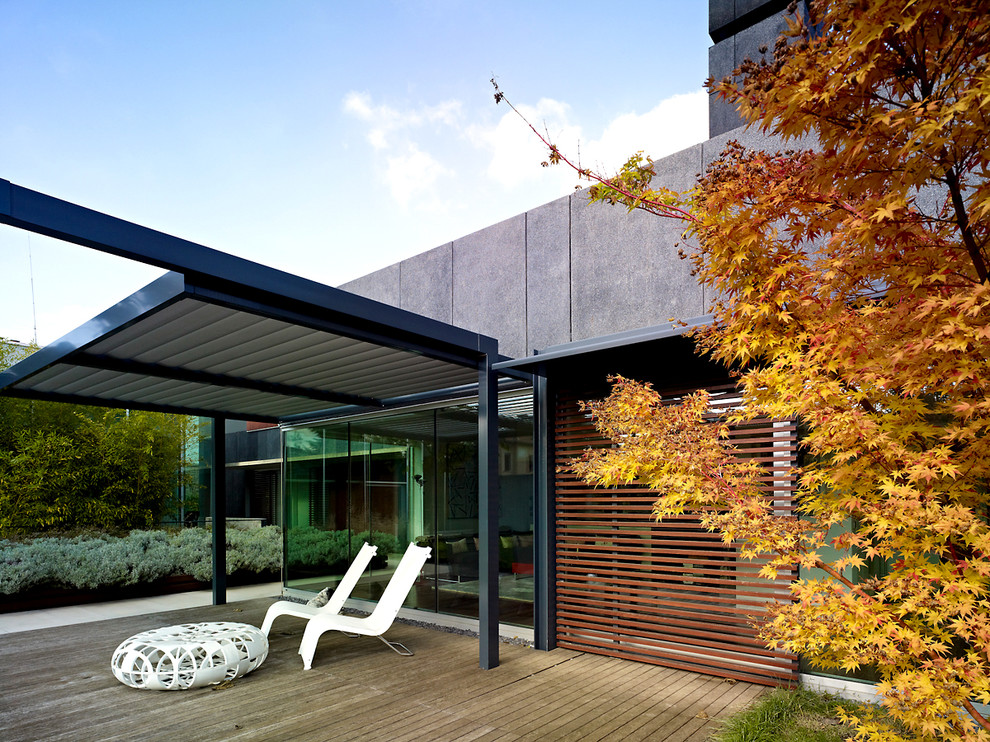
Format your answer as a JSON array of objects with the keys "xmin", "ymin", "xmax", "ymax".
[{"xmin": 498, "ymin": 1, "xmax": 990, "ymax": 738}]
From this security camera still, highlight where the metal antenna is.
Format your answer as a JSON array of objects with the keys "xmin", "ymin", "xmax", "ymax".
[{"xmin": 27, "ymin": 235, "xmax": 38, "ymax": 344}]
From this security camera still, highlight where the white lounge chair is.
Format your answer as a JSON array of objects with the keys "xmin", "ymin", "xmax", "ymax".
[
  {"xmin": 261, "ymin": 542, "xmax": 378, "ymax": 635},
  {"xmin": 297, "ymin": 542, "xmax": 432, "ymax": 670}
]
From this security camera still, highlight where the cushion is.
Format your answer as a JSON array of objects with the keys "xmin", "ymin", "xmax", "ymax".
[{"xmin": 306, "ymin": 587, "xmax": 331, "ymax": 607}]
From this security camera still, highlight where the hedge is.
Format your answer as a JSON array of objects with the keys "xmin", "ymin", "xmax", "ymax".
[{"xmin": 0, "ymin": 526, "xmax": 407, "ymax": 595}]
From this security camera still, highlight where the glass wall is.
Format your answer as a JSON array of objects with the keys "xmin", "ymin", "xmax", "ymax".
[
  {"xmin": 173, "ymin": 416, "xmax": 214, "ymax": 528},
  {"xmin": 283, "ymin": 391, "xmax": 534, "ymax": 627}
]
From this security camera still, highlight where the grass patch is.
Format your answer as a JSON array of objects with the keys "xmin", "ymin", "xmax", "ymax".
[{"xmin": 711, "ymin": 687, "xmax": 863, "ymax": 742}]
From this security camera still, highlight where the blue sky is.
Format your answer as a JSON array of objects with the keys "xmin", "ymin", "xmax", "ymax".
[{"xmin": 0, "ymin": 1, "xmax": 710, "ymax": 345}]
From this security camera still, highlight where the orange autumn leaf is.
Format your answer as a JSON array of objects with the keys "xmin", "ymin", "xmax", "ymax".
[{"xmin": 500, "ymin": 1, "xmax": 990, "ymax": 739}]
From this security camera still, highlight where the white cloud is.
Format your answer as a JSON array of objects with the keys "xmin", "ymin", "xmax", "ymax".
[
  {"xmin": 342, "ymin": 92, "xmax": 465, "ymax": 211},
  {"xmin": 477, "ymin": 90, "xmax": 708, "ymax": 190},
  {"xmin": 385, "ymin": 143, "xmax": 453, "ymax": 211},
  {"xmin": 586, "ymin": 91, "xmax": 708, "ymax": 173},
  {"xmin": 340, "ymin": 89, "xmax": 708, "ymax": 221},
  {"xmin": 475, "ymin": 98, "xmax": 582, "ymax": 191},
  {"xmin": 342, "ymin": 90, "xmax": 375, "ymax": 119},
  {"xmin": 343, "ymin": 91, "xmax": 462, "ymax": 151},
  {"xmin": 343, "ymin": 91, "xmax": 402, "ymax": 150},
  {"xmin": 423, "ymin": 99, "xmax": 461, "ymax": 127}
]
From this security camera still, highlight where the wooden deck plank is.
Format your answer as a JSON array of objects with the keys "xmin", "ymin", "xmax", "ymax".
[
  {"xmin": 596, "ymin": 674, "xmax": 727, "ymax": 738},
  {"xmin": 616, "ymin": 684, "xmax": 748, "ymax": 742},
  {"xmin": 449, "ymin": 652, "xmax": 639, "ymax": 725},
  {"xmin": 387, "ymin": 711, "xmax": 486, "ymax": 742},
  {"xmin": 529, "ymin": 667, "xmax": 683, "ymax": 741},
  {"xmin": 470, "ymin": 728, "xmax": 524, "ymax": 742},
  {"xmin": 0, "ymin": 596, "xmax": 771, "ymax": 742},
  {"xmin": 667, "ymin": 682, "xmax": 767, "ymax": 742},
  {"xmin": 479, "ymin": 679, "xmax": 590, "ymax": 733},
  {"xmin": 504, "ymin": 661, "xmax": 669, "ymax": 738},
  {"xmin": 624, "ymin": 676, "xmax": 740, "ymax": 741},
  {"xmin": 535, "ymin": 667, "xmax": 697, "ymax": 741}
]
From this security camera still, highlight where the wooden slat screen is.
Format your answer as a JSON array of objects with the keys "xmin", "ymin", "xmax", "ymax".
[{"xmin": 554, "ymin": 385, "xmax": 799, "ymax": 686}]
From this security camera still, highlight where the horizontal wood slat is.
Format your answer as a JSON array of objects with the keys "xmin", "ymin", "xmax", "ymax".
[{"xmin": 554, "ymin": 387, "xmax": 798, "ymax": 687}]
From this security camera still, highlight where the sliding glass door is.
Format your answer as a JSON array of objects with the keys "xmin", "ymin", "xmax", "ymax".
[{"xmin": 282, "ymin": 392, "xmax": 534, "ymax": 627}]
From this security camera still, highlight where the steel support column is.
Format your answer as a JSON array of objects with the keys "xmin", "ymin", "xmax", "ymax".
[
  {"xmin": 533, "ymin": 371, "xmax": 556, "ymax": 650},
  {"xmin": 478, "ymin": 348, "xmax": 500, "ymax": 669},
  {"xmin": 211, "ymin": 416, "xmax": 227, "ymax": 605}
]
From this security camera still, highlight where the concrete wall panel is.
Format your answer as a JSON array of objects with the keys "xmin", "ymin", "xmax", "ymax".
[
  {"xmin": 653, "ymin": 142, "xmax": 705, "ymax": 193},
  {"xmin": 339, "ymin": 263, "xmax": 400, "ymax": 307},
  {"xmin": 337, "ymin": 138, "xmax": 788, "ymax": 361},
  {"xmin": 708, "ymin": 38, "xmax": 740, "ymax": 138},
  {"xmin": 709, "ymin": 0, "xmax": 736, "ymax": 38},
  {"xmin": 399, "ymin": 243, "xmax": 453, "ymax": 324},
  {"xmin": 737, "ymin": 0, "xmax": 782, "ymax": 18},
  {"xmin": 452, "ymin": 215, "xmax": 528, "ymax": 359},
  {"xmin": 735, "ymin": 11, "xmax": 788, "ymax": 68},
  {"xmin": 702, "ymin": 125, "xmax": 781, "ymax": 171},
  {"xmin": 569, "ymin": 191, "xmax": 703, "ymax": 343},
  {"xmin": 526, "ymin": 198, "xmax": 571, "ymax": 353}
]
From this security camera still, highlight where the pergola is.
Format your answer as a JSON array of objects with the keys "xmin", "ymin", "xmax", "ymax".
[{"xmin": 0, "ymin": 178, "xmax": 505, "ymax": 669}]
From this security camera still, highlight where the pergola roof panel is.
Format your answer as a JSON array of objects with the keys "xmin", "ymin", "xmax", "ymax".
[
  {"xmin": 17, "ymin": 364, "xmax": 322, "ymax": 419},
  {"xmin": 321, "ymin": 356, "xmax": 479, "ymax": 398},
  {"xmin": 1, "ymin": 272, "xmax": 496, "ymax": 422},
  {"xmin": 0, "ymin": 178, "xmax": 504, "ymax": 670}
]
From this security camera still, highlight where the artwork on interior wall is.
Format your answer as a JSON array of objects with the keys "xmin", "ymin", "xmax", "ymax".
[{"xmin": 446, "ymin": 442, "xmax": 478, "ymax": 519}]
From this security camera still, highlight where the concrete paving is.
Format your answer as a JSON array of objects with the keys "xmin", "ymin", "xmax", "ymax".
[{"xmin": 0, "ymin": 581, "xmax": 281, "ymax": 635}]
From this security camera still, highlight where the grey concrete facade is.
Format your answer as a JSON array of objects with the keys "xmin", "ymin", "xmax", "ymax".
[
  {"xmin": 338, "ymin": 4, "xmax": 790, "ymax": 361},
  {"xmin": 339, "ymin": 127, "xmax": 778, "ymax": 361},
  {"xmin": 708, "ymin": 0, "xmax": 810, "ymax": 138}
]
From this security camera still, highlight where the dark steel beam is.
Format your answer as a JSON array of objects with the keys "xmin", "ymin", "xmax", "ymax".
[
  {"xmin": 0, "ymin": 178, "xmax": 492, "ymax": 365},
  {"xmin": 477, "ymin": 342, "xmax": 500, "ymax": 670},
  {"xmin": 0, "ymin": 272, "xmax": 187, "ymax": 390},
  {"xmin": 212, "ymin": 416, "xmax": 227, "ymax": 605},
  {"xmin": 533, "ymin": 371, "xmax": 556, "ymax": 651},
  {"xmin": 492, "ymin": 315, "xmax": 714, "ymax": 371},
  {"xmin": 0, "ymin": 387, "xmax": 281, "ymax": 423},
  {"xmin": 74, "ymin": 352, "xmax": 383, "ymax": 409}
]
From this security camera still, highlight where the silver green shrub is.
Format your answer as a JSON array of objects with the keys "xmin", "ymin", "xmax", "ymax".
[
  {"xmin": 226, "ymin": 526, "xmax": 282, "ymax": 575},
  {"xmin": 0, "ymin": 526, "xmax": 284, "ymax": 595},
  {"xmin": 169, "ymin": 526, "xmax": 213, "ymax": 582}
]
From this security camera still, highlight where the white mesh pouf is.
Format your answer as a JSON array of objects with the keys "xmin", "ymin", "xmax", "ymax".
[{"xmin": 111, "ymin": 622, "xmax": 269, "ymax": 690}]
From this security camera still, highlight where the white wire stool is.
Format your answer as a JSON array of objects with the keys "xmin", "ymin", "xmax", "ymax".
[{"xmin": 111, "ymin": 621, "xmax": 268, "ymax": 690}]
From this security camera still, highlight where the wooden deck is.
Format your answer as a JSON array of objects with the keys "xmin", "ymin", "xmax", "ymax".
[{"xmin": 0, "ymin": 597, "xmax": 766, "ymax": 741}]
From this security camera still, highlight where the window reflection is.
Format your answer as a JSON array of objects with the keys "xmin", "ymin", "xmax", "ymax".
[{"xmin": 283, "ymin": 392, "xmax": 534, "ymax": 627}]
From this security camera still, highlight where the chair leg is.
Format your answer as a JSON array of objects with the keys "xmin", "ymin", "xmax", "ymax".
[
  {"xmin": 299, "ymin": 623, "xmax": 323, "ymax": 670},
  {"xmin": 377, "ymin": 635, "xmax": 414, "ymax": 656},
  {"xmin": 261, "ymin": 607, "xmax": 278, "ymax": 636}
]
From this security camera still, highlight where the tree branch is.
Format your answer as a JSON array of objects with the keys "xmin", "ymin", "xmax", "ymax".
[
  {"xmin": 491, "ymin": 79, "xmax": 699, "ymax": 224},
  {"xmin": 944, "ymin": 166, "xmax": 988, "ymax": 283},
  {"xmin": 962, "ymin": 698, "xmax": 990, "ymax": 733}
]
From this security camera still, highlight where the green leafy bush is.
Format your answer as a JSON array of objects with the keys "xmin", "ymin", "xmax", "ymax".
[
  {"xmin": 352, "ymin": 530, "xmax": 402, "ymax": 555},
  {"xmin": 0, "ymin": 408, "xmax": 194, "ymax": 534},
  {"xmin": 227, "ymin": 526, "xmax": 282, "ymax": 576},
  {"xmin": 286, "ymin": 526, "xmax": 351, "ymax": 569},
  {"xmin": 285, "ymin": 527, "xmax": 403, "ymax": 572},
  {"xmin": 169, "ymin": 527, "xmax": 213, "ymax": 582}
]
